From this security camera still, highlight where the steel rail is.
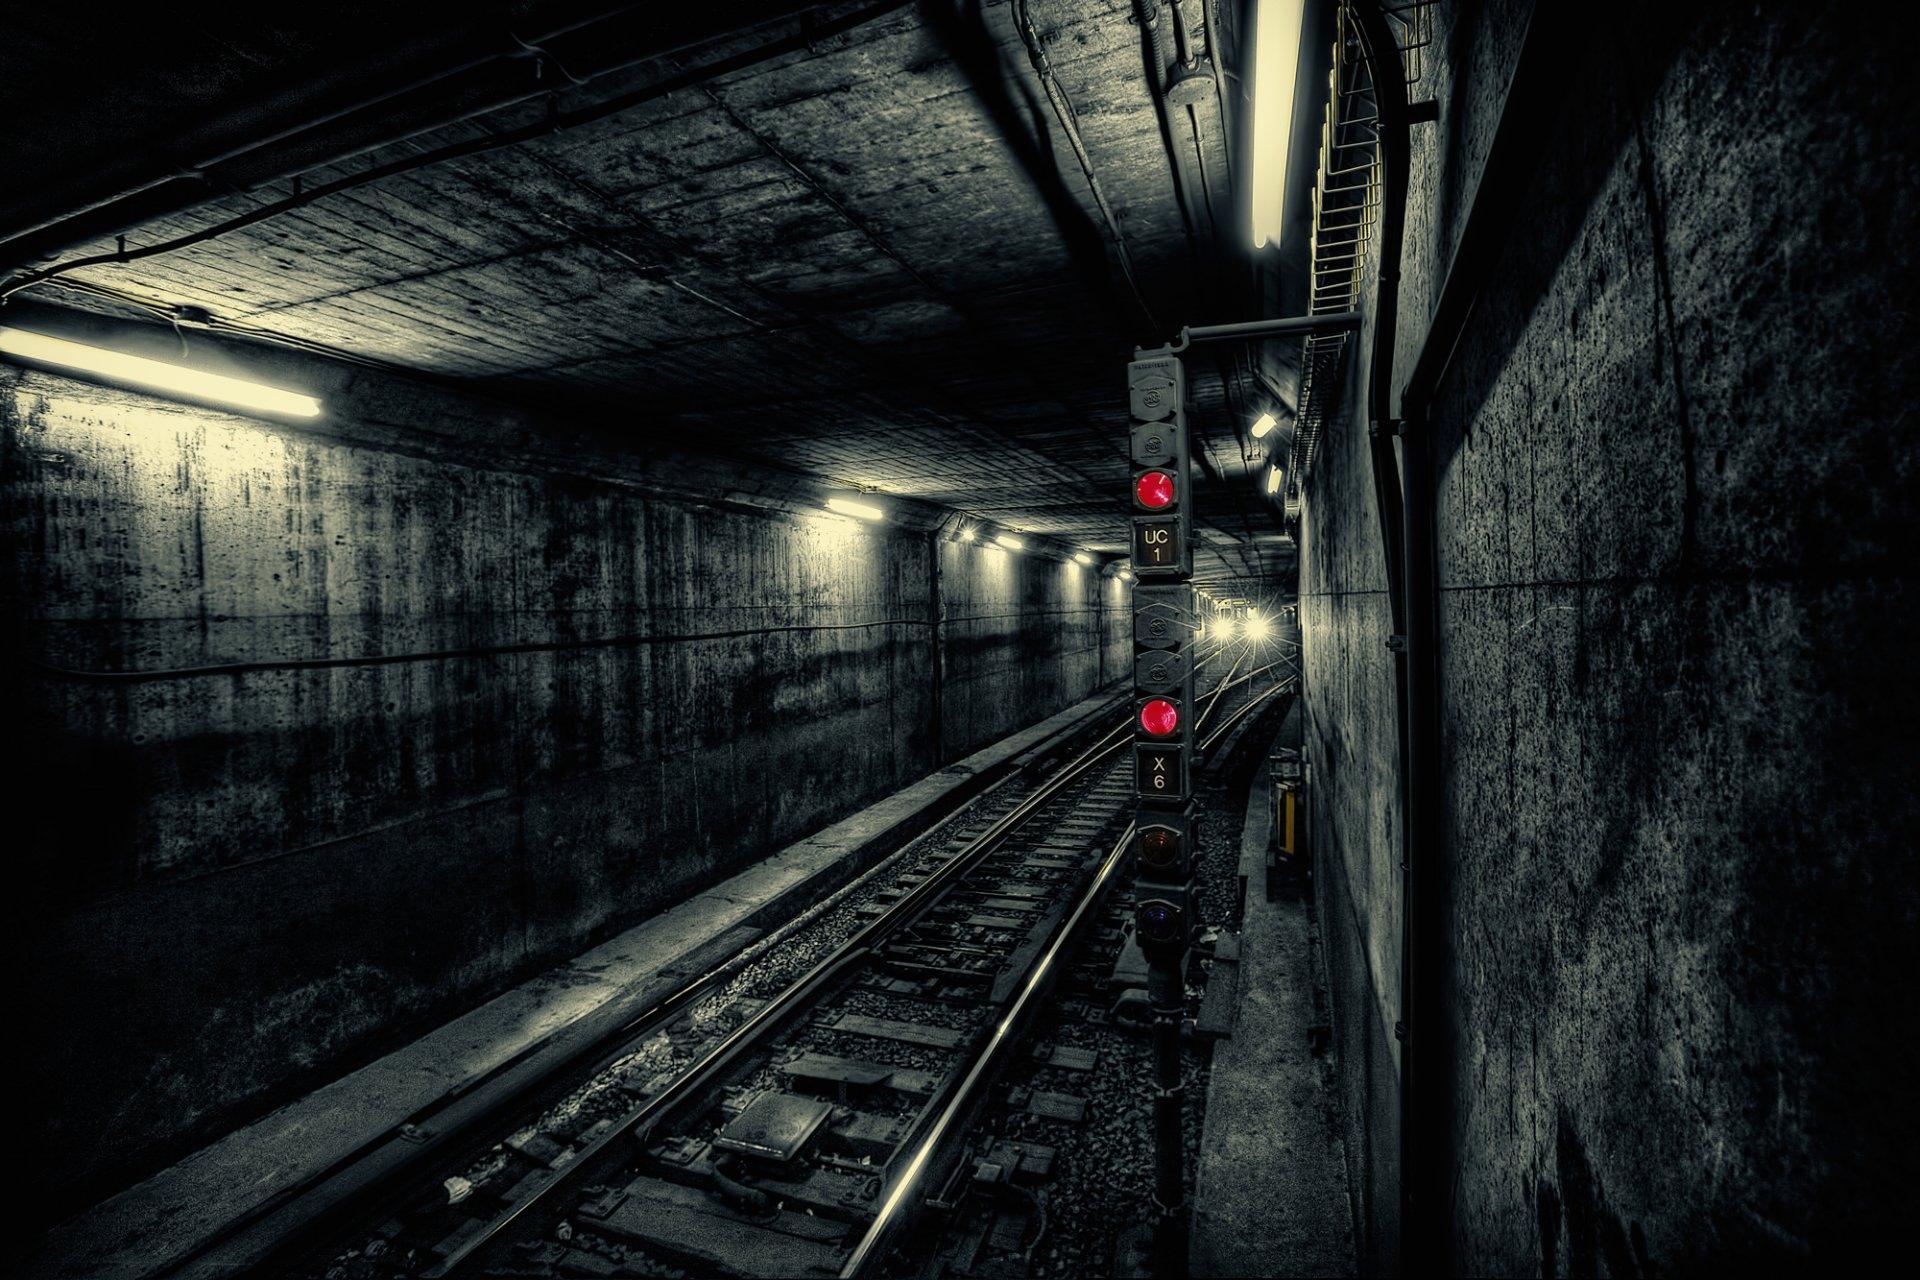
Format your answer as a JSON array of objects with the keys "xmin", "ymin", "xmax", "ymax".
[
  {"xmin": 429, "ymin": 719, "xmax": 1136, "ymax": 1275},
  {"xmin": 1207, "ymin": 655, "xmax": 1292, "ymax": 698},
  {"xmin": 1198, "ymin": 676, "xmax": 1296, "ymax": 754},
  {"xmin": 1195, "ymin": 654, "xmax": 1292, "ymax": 736},
  {"xmin": 1195, "ymin": 648, "xmax": 1248, "ymax": 731},
  {"xmin": 840, "ymin": 820, "xmax": 1136, "ymax": 1278}
]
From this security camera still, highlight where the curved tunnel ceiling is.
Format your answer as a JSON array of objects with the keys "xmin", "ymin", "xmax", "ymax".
[{"xmin": 1, "ymin": 1, "xmax": 1300, "ymax": 586}]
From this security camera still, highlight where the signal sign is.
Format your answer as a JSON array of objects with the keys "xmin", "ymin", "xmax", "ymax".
[
  {"xmin": 1133, "ymin": 520, "xmax": 1184, "ymax": 570},
  {"xmin": 1123, "ymin": 348, "xmax": 1197, "ymax": 1257},
  {"xmin": 1135, "ymin": 744, "xmax": 1187, "ymax": 799}
]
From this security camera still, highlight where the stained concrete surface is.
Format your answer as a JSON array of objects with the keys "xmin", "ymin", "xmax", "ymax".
[{"xmin": 1300, "ymin": 0, "xmax": 1919, "ymax": 1270}]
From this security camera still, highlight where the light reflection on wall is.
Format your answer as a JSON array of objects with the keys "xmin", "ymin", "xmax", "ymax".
[
  {"xmin": 23, "ymin": 383, "xmax": 296, "ymax": 481},
  {"xmin": 14, "ymin": 380, "xmax": 303, "ymax": 638},
  {"xmin": 797, "ymin": 505, "xmax": 885, "ymax": 557},
  {"xmin": 976, "ymin": 540, "xmax": 1015, "ymax": 591}
]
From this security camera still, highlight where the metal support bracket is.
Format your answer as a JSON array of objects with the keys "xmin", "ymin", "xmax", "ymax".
[{"xmin": 1165, "ymin": 310, "xmax": 1364, "ymax": 354}]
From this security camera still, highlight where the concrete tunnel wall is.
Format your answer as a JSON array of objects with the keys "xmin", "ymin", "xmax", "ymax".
[
  {"xmin": 1300, "ymin": 1, "xmax": 1917, "ymax": 1273},
  {"xmin": 1, "ymin": 366, "xmax": 1128, "ymax": 1214}
]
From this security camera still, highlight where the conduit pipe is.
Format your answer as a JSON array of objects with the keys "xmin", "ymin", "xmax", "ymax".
[
  {"xmin": 1398, "ymin": 5, "xmax": 1577, "ymax": 416},
  {"xmin": 1131, "ymin": 0, "xmax": 1206, "ymax": 255},
  {"xmin": 1346, "ymin": 4, "xmax": 1446, "ymax": 1270},
  {"xmin": 3, "ymin": 1, "xmax": 913, "ymax": 279}
]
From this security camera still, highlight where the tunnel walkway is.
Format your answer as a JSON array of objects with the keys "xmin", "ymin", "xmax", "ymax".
[{"xmin": 1190, "ymin": 700, "xmax": 1356, "ymax": 1276}]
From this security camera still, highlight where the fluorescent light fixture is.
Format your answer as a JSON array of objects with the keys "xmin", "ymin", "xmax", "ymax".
[
  {"xmin": 1267, "ymin": 465, "xmax": 1284, "ymax": 494},
  {"xmin": 1074, "ymin": 552, "xmax": 1093, "ymax": 565},
  {"xmin": 826, "ymin": 496, "xmax": 885, "ymax": 520},
  {"xmin": 0, "ymin": 326, "xmax": 322, "ymax": 418},
  {"xmin": 1250, "ymin": 0, "xmax": 1307, "ymax": 250},
  {"xmin": 995, "ymin": 533, "xmax": 1026, "ymax": 551},
  {"xmin": 1251, "ymin": 411, "xmax": 1278, "ymax": 439}
]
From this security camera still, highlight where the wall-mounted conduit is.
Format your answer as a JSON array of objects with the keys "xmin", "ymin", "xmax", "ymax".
[{"xmin": 28, "ymin": 611, "xmax": 1125, "ymax": 684}]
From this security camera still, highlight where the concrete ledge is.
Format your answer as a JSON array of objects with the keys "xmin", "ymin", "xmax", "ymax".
[
  {"xmin": 30, "ymin": 687, "xmax": 1123, "ymax": 1280},
  {"xmin": 1191, "ymin": 711, "xmax": 1356, "ymax": 1278}
]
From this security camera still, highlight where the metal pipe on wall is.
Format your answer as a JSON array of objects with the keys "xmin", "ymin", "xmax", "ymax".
[{"xmin": 1347, "ymin": 3, "xmax": 1445, "ymax": 1269}]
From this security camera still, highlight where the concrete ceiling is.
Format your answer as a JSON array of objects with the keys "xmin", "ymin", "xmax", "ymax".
[{"xmin": 0, "ymin": 1, "xmax": 1296, "ymax": 584}]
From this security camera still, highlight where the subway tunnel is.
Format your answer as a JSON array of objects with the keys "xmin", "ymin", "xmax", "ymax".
[{"xmin": 4, "ymin": 2, "xmax": 1914, "ymax": 1277}]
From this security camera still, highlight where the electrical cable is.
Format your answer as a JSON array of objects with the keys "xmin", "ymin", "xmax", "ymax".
[
  {"xmin": 1187, "ymin": 105, "xmax": 1220, "ymax": 235},
  {"xmin": 508, "ymin": 33, "xmax": 591, "ymax": 86},
  {"xmin": 27, "ymin": 608, "xmax": 1106, "ymax": 683},
  {"xmin": 1202, "ymin": 0, "xmax": 1235, "ymax": 191},
  {"xmin": 1010, "ymin": 1184, "xmax": 1049, "ymax": 1265}
]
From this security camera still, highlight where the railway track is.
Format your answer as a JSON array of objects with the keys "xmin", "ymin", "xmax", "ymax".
[
  {"xmin": 173, "ymin": 657, "xmax": 1293, "ymax": 1280},
  {"xmin": 420, "ymin": 729, "xmax": 1135, "ymax": 1279}
]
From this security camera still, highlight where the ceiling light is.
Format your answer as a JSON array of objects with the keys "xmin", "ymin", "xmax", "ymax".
[
  {"xmin": 0, "ymin": 326, "xmax": 323, "ymax": 419},
  {"xmin": 995, "ymin": 533, "xmax": 1025, "ymax": 551},
  {"xmin": 826, "ymin": 496, "xmax": 885, "ymax": 520},
  {"xmin": 958, "ymin": 526, "xmax": 976, "ymax": 542},
  {"xmin": 1073, "ymin": 552, "xmax": 1093, "ymax": 565},
  {"xmin": 1250, "ymin": 0, "xmax": 1307, "ymax": 250},
  {"xmin": 1267, "ymin": 466, "xmax": 1284, "ymax": 494},
  {"xmin": 1251, "ymin": 411, "xmax": 1278, "ymax": 439}
]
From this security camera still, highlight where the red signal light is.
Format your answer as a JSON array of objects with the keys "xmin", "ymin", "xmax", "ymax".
[
  {"xmin": 1135, "ymin": 470, "xmax": 1175, "ymax": 509},
  {"xmin": 1139, "ymin": 698, "xmax": 1179, "ymax": 736}
]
